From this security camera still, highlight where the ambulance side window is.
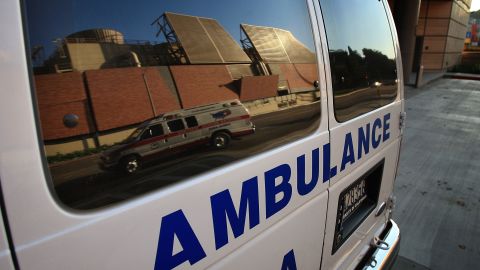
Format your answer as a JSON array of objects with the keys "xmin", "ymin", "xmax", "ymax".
[
  {"xmin": 167, "ymin": 120, "xmax": 185, "ymax": 132},
  {"xmin": 185, "ymin": 116, "xmax": 198, "ymax": 128},
  {"xmin": 26, "ymin": 0, "xmax": 321, "ymax": 209},
  {"xmin": 320, "ymin": 0, "xmax": 398, "ymax": 122},
  {"xmin": 141, "ymin": 124, "xmax": 164, "ymax": 140}
]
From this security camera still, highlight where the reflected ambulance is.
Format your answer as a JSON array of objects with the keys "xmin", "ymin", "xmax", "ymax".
[{"xmin": 101, "ymin": 100, "xmax": 255, "ymax": 173}]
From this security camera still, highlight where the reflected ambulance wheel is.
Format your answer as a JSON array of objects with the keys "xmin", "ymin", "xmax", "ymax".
[
  {"xmin": 122, "ymin": 155, "xmax": 141, "ymax": 174},
  {"xmin": 212, "ymin": 132, "xmax": 230, "ymax": 149}
]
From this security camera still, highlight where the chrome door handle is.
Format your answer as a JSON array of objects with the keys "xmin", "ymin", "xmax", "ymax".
[{"xmin": 375, "ymin": 202, "xmax": 386, "ymax": 217}]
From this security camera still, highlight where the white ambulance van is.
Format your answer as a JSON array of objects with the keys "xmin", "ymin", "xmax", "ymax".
[
  {"xmin": 0, "ymin": 0, "xmax": 403, "ymax": 269},
  {"xmin": 101, "ymin": 100, "xmax": 255, "ymax": 173}
]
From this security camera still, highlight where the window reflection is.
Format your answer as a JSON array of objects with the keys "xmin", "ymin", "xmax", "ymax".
[
  {"xmin": 320, "ymin": 0, "xmax": 398, "ymax": 122},
  {"xmin": 27, "ymin": 0, "xmax": 321, "ymax": 209}
]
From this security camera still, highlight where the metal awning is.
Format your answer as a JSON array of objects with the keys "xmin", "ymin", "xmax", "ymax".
[
  {"xmin": 241, "ymin": 24, "xmax": 316, "ymax": 64},
  {"xmin": 165, "ymin": 12, "xmax": 251, "ymax": 64}
]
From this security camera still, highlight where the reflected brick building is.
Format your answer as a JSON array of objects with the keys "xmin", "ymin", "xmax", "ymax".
[
  {"xmin": 34, "ymin": 14, "xmax": 319, "ymax": 155},
  {"xmin": 35, "ymin": 3, "xmax": 473, "ymax": 155}
]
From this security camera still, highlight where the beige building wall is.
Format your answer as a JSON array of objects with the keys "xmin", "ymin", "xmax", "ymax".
[
  {"xmin": 67, "ymin": 43, "xmax": 106, "ymax": 71},
  {"xmin": 45, "ymin": 128, "xmax": 135, "ymax": 157},
  {"xmin": 45, "ymin": 138, "xmax": 96, "ymax": 157},
  {"xmin": 98, "ymin": 128, "xmax": 135, "ymax": 146},
  {"xmin": 416, "ymin": 0, "xmax": 470, "ymax": 71}
]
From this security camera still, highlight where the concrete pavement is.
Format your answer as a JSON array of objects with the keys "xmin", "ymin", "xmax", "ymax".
[{"xmin": 392, "ymin": 78, "xmax": 480, "ymax": 270}]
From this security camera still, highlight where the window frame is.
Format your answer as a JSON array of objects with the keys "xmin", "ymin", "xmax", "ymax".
[{"xmin": 320, "ymin": 0, "xmax": 399, "ymax": 123}]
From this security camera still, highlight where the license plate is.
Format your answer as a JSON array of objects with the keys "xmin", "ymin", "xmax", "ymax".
[
  {"xmin": 341, "ymin": 179, "xmax": 367, "ymax": 220},
  {"xmin": 332, "ymin": 161, "xmax": 384, "ymax": 253}
]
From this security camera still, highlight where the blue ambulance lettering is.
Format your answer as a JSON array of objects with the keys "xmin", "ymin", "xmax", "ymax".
[
  {"xmin": 154, "ymin": 210, "xmax": 206, "ymax": 270},
  {"xmin": 281, "ymin": 250, "xmax": 297, "ymax": 270},
  {"xmin": 383, "ymin": 113, "xmax": 391, "ymax": 142},
  {"xmin": 154, "ymin": 113, "xmax": 392, "ymax": 269},
  {"xmin": 323, "ymin": 143, "xmax": 337, "ymax": 179},
  {"xmin": 265, "ymin": 164, "xmax": 293, "ymax": 219},
  {"xmin": 340, "ymin": 113, "xmax": 391, "ymax": 172},
  {"xmin": 358, "ymin": 123, "xmax": 370, "ymax": 159},
  {"xmin": 297, "ymin": 148, "xmax": 320, "ymax": 196},
  {"xmin": 372, "ymin": 118, "xmax": 382, "ymax": 149},
  {"xmin": 341, "ymin": 132, "xmax": 355, "ymax": 171},
  {"xmin": 210, "ymin": 177, "xmax": 260, "ymax": 250}
]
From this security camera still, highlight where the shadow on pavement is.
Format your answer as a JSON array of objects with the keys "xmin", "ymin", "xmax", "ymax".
[{"xmin": 392, "ymin": 256, "xmax": 431, "ymax": 270}]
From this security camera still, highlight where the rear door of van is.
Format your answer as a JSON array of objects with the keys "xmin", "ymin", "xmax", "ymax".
[
  {"xmin": 316, "ymin": 0, "xmax": 404, "ymax": 269},
  {"xmin": 0, "ymin": 0, "xmax": 332, "ymax": 269}
]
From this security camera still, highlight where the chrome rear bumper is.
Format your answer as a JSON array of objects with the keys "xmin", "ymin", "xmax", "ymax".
[{"xmin": 359, "ymin": 219, "xmax": 400, "ymax": 270}]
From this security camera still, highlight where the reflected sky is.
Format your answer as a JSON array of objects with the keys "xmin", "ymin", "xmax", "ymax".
[
  {"xmin": 320, "ymin": 0, "xmax": 396, "ymax": 59},
  {"xmin": 26, "ymin": 0, "xmax": 315, "ymax": 58}
]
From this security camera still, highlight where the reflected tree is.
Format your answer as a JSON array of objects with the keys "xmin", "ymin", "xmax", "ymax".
[
  {"xmin": 362, "ymin": 48, "xmax": 396, "ymax": 84},
  {"xmin": 330, "ymin": 46, "xmax": 396, "ymax": 92}
]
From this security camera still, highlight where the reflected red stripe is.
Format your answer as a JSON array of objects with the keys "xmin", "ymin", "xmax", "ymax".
[
  {"xmin": 142, "ymin": 138, "xmax": 210, "ymax": 161},
  {"xmin": 126, "ymin": 115, "xmax": 251, "ymax": 149}
]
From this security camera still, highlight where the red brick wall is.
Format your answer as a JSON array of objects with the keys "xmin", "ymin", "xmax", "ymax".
[
  {"xmin": 143, "ymin": 67, "xmax": 181, "ymax": 115},
  {"xmin": 85, "ymin": 67, "xmax": 180, "ymax": 131},
  {"xmin": 280, "ymin": 64, "xmax": 318, "ymax": 92},
  {"xmin": 170, "ymin": 65, "xmax": 239, "ymax": 109},
  {"xmin": 239, "ymin": 75, "xmax": 278, "ymax": 101},
  {"xmin": 36, "ymin": 65, "xmax": 249, "ymax": 139},
  {"xmin": 34, "ymin": 72, "xmax": 93, "ymax": 140}
]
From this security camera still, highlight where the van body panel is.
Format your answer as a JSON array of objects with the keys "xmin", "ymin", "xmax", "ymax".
[
  {"xmin": 322, "ymin": 138, "xmax": 401, "ymax": 269},
  {"xmin": 0, "ymin": 0, "xmax": 403, "ymax": 269},
  {"xmin": 209, "ymin": 192, "xmax": 328, "ymax": 270},
  {"xmin": 3, "ymin": 135, "xmax": 330, "ymax": 270},
  {"xmin": 0, "ymin": 2, "xmax": 330, "ymax": 259},
  {"xmin": 328, "ymin": 102, "xmax": 402, "ymax": 186},
  {"xmin": 0, "ymin": 208, "xmax": 15, "ymax": 270}
]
